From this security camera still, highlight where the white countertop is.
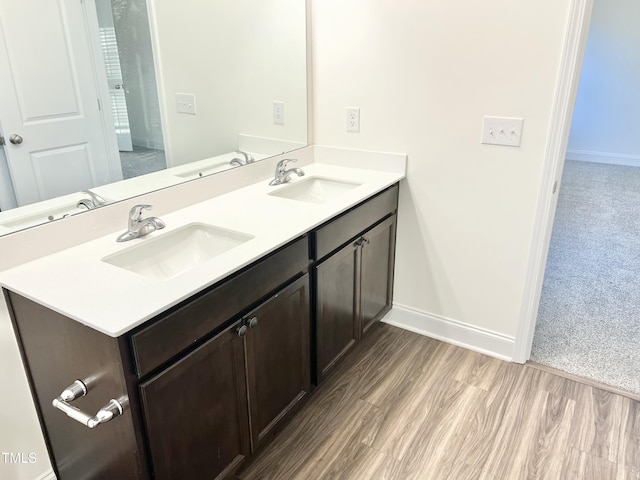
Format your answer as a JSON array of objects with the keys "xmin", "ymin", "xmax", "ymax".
[{"xmin": 0, "ymin": 160, "xmax": 404, "ymax": 337}]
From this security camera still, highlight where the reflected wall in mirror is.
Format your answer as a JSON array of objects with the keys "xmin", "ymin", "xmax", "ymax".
[{"xmin": 0, "ymin": 0, "xmax": 307, "ymax": 236}]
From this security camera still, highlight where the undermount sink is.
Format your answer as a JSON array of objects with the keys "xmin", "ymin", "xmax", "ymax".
[
  {"xmin": 268, "ymin": 176, "xmax": 362, "ymax": 204},
  {"xmin": 103, "ymin": 223, "xmax": 254, "ymax": 280}
]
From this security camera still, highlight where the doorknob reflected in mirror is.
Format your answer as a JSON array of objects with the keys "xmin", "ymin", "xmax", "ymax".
[{"xmin": 9, "ymin": 134, "xmax": 23, "ymax": 145}]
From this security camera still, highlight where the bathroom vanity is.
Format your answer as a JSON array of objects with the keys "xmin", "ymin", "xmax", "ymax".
[{"xmin": 1, "ymin": 158, "xmax": 402, "ymax": 480}]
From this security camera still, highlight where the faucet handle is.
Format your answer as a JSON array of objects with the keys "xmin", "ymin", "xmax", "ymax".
[
  {"xmin": 277, "ymin": 158, "xmax": 297, "ymax": 169},
  {"xmin": 129, "ymin": 204, "xmax": 152, "ymax": 220},
  {"xmin": 80, "ymin": 190, "xmax": 106, "ymax": 207},
  {"xmin": 236, "ymin": 150, "xmax": 255, "ymax": 164}
]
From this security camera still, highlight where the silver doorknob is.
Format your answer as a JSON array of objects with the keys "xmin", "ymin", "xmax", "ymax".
[{"xmin": 9, "ymin": 134, "xmax": 23, "ymax": 145}]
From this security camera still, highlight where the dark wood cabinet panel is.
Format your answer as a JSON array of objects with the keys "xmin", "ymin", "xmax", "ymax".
[
  {"xmin": 314, "ymin": 184, "xmax": 398, "ymax": 260},
  {"xmin": 5, "ymin": 290, "xmax": 146, "ymax": 480},
  {"xmin": 361, "ymin": 215, "xmax": 397, "ymax": 334},
  {"xmin": 244, "ymin": 275, "xmax": 311, "ymax": 450},
  {"xmin": 131, "ymin": 236, "xmax": 309, "ymax": 378},
  {"xmin": 139, "ymin": 323, "xmax": 250, "ymax": 480},
  {"xmin": 314, "ymin": 213, "xmax": 397, "ymax": 384},
  {"xmin": 315, "ymin": 240, "xmax": 360, "ymax": 382}
]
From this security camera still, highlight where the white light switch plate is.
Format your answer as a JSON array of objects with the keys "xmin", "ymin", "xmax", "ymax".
[
  {"xmin": 481, "ymin": 116, "xmax": 524, "ymax": 147},
  {"xmin": 176, "ymin": 93, "xmax": 197, "ymax": 115}
]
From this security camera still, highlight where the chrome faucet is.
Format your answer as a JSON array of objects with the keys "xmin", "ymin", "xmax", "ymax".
[
  {"xmin": 230, "ymin": 150, "xmax": 255, "ymax": 167},
  {"xmin": 77, "ymin": 190, "xmax": 107, "ymax": 210},
  {"xmin": 269, "ymin": 158, "xmax": 304, "ymax": 186},
  {"xmin": 237, "ymin": 150, "xmax": 255, "ymax": 164},
  {"xmin": 116, "ymin": 204, "xmax": 166, "ymax": 242}
]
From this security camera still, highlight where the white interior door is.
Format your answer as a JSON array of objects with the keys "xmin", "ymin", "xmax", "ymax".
[{"xmin": 0, "ymin": 0, "xmax": 122, "ymax": 207}]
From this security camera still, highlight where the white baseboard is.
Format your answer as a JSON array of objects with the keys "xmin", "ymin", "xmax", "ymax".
[
  {"xmin": 131, "ymin": 137, "xmax": 165, "ymax": 151},
  {"xmin": 382, "ymin": 305, "xmax": 515, "ymax": 362},
  {"xmin": 566, "ymin": 149, "xmax": 640, "ymax": 167}
]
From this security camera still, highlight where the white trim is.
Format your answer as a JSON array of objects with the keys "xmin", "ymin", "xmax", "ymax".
[
  {"xmin": 383, "ymin": 305, "xmax": 515, "ymax": 362},
  {"xmin": 130, "ymin": 136, "xmax": 165, "ymax": 151},
  {"xmin": 145, "ymin": 0, "xmax": 172, "ymax": 168},
  {"xmin": 566, "ymin": 149, "xmax": 640, "ymax": 167},
  {"xmin": 513, "ymin": 0, "xmax": 594, "ymax": 363},
  {"xmin": 34, "ymin": 470, "xmax": 56, "ymax": 480},
  {"xmin": 80, "ymin": 0, "xmax": 124, "ymax": 182}
]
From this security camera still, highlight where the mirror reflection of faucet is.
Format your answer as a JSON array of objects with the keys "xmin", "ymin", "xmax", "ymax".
[
  {"xmin": 229, "ymin": 150, "xmax": 256, "ymax": 167},
  {"xmin": 269, "ymin": 158, "xmax": 305, "ymax": 186},
  {"xmin": 77, "ymin": 190, "xmax": 107, "ymax": 210},
  {"xmin": 116, "ymin": 204, "xmax": 165, "ymax": 242}
]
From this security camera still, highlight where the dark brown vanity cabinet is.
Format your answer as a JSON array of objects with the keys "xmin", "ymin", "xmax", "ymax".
[
  {"xmin": 139, "ymin": 323, "xmax": 250, "ymax": 480},
  {"xmin": 243, "ymin": 275, "xmax": 311, "ymax": 450},
  {"xmin": 139, "ymin": 275, "xmax": 310, "ymax": 480},
  {"xmin": 314, "ymin": 185, "xmax": 398, "ymax": 383},
  {"xmin": 5, "ymin": 182, "xmax": 400, "ymax": 480},
  {"xmin": 5, "ymin": 236, "xmax": 310, "ymax": 480}
]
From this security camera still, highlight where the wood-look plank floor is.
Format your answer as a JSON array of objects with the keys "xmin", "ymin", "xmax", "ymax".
[{"xmin": 236, "ymin": 324, "xmax": 640, "ymax": 480}]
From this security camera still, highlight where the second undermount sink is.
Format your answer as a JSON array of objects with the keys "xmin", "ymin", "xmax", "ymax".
[
  {"xmin": 102, "ymin": 223, "xmax": 254, "ymax": 280},
  {"xmin": 268, "ymin": 176, "xmax": 362, "ymax": 204}
]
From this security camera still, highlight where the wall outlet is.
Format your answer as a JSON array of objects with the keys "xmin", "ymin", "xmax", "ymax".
[
  {"xmin": 346, "ymin": 107, "xmax": 360, "ymax": 132},
  {"xmin": 481, "ymin": 116, "xmax": 524, "ymax": 146},
  {"xmin": 273, "ymin": 101, "xmax": 285, "ymax": 125},
  {"xmin": 176, "ymin": 93, "xmax": 197, "ymax": 115}
]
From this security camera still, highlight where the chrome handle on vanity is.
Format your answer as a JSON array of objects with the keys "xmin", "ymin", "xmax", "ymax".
[
  {"xmin": 52, "ymin": 380, "xmax": 124, "ymax": 429},
  {"xmin": 248, "ymin": 316, "xmax": 258, "ymax": 328}
]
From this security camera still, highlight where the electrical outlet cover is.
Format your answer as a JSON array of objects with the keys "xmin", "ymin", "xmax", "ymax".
[
  {"xmin": 273, "ymin": 101, "xmax": 285, "ymax": 125},
  {"xmin": 346, "ymin": 107, "xmax": 360, "ymax": 132}
]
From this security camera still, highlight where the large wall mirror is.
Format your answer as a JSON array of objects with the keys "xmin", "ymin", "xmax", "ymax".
[{"xmin": 0, "ymin": 0, "xmax": 307, "ymax": 236}]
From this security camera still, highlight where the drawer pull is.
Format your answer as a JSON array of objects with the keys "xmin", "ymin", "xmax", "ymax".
[
  {"xmin": 248, "ymin": 317, "xmax": 258, "ymax": 328},
  {"xmin": 237, "ymin": 325, "xmax": 248, "ymax": 337},
  {"xmin": 52, "ymin": 380, "xmax": 124, "ymax": 429}
]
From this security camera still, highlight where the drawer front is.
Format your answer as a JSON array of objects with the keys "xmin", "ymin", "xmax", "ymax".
[
  {"xmin": 130, "ymin": 236, "xmax": 309, "ymax": 378},
  {"xmin": 314, "ymin": 184, "xmax": 398, "ymax": 260}
]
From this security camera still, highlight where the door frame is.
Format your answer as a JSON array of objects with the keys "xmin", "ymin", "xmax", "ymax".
[
  {"xmin": 513, "ymin": 0, "xmax": 594, "ymax": 363},
  {"xmin": 82, "ymin": 0, "xmax": 122, "ymax": 168}
]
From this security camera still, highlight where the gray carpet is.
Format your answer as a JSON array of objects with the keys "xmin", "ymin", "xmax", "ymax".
[
  {"xmin": 120, "ymin": 146, "xmax": 167, "ymax": 180},
  {"xmin": 532, "ymin": 160, "xmax": 640, "ymax": 395}
]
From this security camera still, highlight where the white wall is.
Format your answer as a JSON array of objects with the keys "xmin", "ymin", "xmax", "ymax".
[
  {"xmin": 311, "ymin": 0, "xmax": 572, "ymax": 343},
  {"xmin": 567, "ymin": 0, "xmax": 640, "ymax": 166},
  {"xmin": 151, "ymin": 0, "xmax": 307, "ymax": 167},
  {"xmin": 1, "ymin": 1, "xmax": 578, "ymax": 478}
]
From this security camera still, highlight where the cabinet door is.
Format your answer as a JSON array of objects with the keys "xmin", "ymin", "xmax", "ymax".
[
  {"xmin": 315, "ymin": 240, "xmax": 360, "ymax": 382},
  {"xmin": 360, "ymin": 215, "xmax": 397, "ymax": 334},
  {"xmin": 139, "ymin": 323, "xmax": 250, "ymax": 480},
  {"xmin": 244, "ymin": 275, "xmax": 311, "ymax": 451}
]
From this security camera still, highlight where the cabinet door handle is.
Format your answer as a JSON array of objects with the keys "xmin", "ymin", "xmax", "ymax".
[
  {"xmin": 354, "ymin": 238, "xmax": 364, "ymax": 247},
  {"xmin": 362, "ymin": 237, "xmax": 370, "ymax": 246},
  {"xmin": 248, "ymin": 316, "xmax": 258, "ymax": 328},
  {"xmin": 237, "ymin": 325, "xmax": 248, "ymax": 337},
  {"xmin": 51, "ymin": 380, "xmax": 124, "ymax": 429}
]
